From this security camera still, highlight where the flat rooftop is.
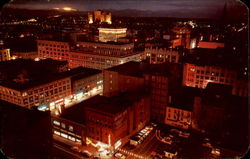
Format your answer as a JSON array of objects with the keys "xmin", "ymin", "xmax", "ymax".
[
  {"xmin": 71, "ymin": 50, "xmax": 140, "ymax": 58},
  {"xmin": 184, "ymin": 48, "xmax": 239, "ymax": 69},
  {"xmin": 202, "ymin": 83, "xmax": 233, "ymax": 107},
  {"xmin": 70, "ymin": 67, "xmax": 101, "ymax": 81},
  {"xmin": 170, "ymin": 86, "xmax": 201, "ymax": 111},
  {"xmin": 77, "ymin": 40, "xmax": 132, "ymax": 45},
  {"xmin": 107, "ymin": 61, "xmax": 182, "ymax": 78},
  {"xmin": 60, "ymin": 89, "xmax": 149, "ymax": 124},
  {"xmin": 0, "ymin": 59, "xmax": 100, "ymax": 91}
]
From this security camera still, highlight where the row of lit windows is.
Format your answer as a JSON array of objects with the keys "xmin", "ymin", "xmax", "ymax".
[
  {"xmin": 44, "ymin": 51, "xmax": 69, "ymax": 56},
  {"xmin": 193, "ymin": 70, "xmax": 235, "ymax": 78},
  {"xmin": 88, "ymin": 46, "xmax": 131, "ymax": 51},
  {"xmin": 53, "ymin": 130, "xmax": 81, "ymax": 143},
  {"xmin": 188, "ymin": 66, "xmax": 236, "ymax": 78},
  {"xmin": 38, "ymin": 43, "xmax": 69, "ymax": 48},
  {"xmin": 26, "ymin": 85, "xmax": 70, "ymax": 96},
  {"xmin": 0, "ymin": 88, "xmax": 20, "ymax": 96},
  {"xmin": 74, "ymin": 77, "xmax": 99, "ymax": 88},
  {"xmin": 92, "ymin": 50, "xmax": 132, "ymax": 57},
  {"xmin": 0, "ymin": 80, "xmax": 70, "ymax": 106},
  {"xmin": 148, "ymin": 52, "xmax": 178, "ymax": 57},
  {"xmin": 167, "ymin": 110, "xmax": 191, "ymax": 120},
  {"xmin": 53, "ymin": 120, "xmax": 74, "ymax": 131},
  {"xmin": 79, "ymin": 44, "xmax": 132, "ymax": 51},
  {"xmin": 0, "ymin": 94, "xmax": 22, "ymax": 104},
  {"xmin": 43, "ymin": 48, "xmax": 69, "ymax": 52},
  {"xmin": 22, "ymin": 82, "xmax": 70, "ymax": 97},
  {"xmin": 22, "ymin": 89, "xmax": 70, "ymax": 104}
]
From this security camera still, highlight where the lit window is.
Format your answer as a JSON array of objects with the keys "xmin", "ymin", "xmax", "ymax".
[
  {"xmin": 54, "ymin": 130, "xmax": 60, "ymax": 135},
  {"xmin": 53, "ymin": 120, "xmax": 60, "ymax": 126},
  {"xmin": 69, "ymin": 125, "xmax": 74, "ymax": 131},
  {"xmin": 22, "ymin": 92, "xmax": 28, "ymax": 96},
  {"xmin": 61, "ymin": 123, "xmax": 66, "ymax": 128},
  {"xmin": 61, "ymin": 133, "xmax": 68, "ymax": 139},
  {"xmin": 76, "ymin": 139, "xmax": 81, "ymax": 143},
  {"xmin": 190, "ymin": 68, "xmax": 195, "ymax": 72},
  {"xmin": 68, "ymin": 136, "xmax": 75, "ymax": 141}
]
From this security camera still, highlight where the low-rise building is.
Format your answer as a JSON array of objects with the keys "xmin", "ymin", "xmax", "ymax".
[
  {"xmin": 37, "ymin": 40, "xmax": 144, "ymax": 70},
  {"xmin": 0, "ymin": 48, "xmax": 11, "ymax": 61},
  {"xmin": 183, "ymin": 63, "xmax": 237, "ymax": 88},
  {"xmin": 171, "ymin": 25, "xmax": 191, "ymax": 49},
  {"xmin": 0, "ymin": 73, "xmax": 71, "ymax": 109},
  {"xmin": 104, "ymin": 61, "xmax": 183, "ymax": 123},
  {"xmin": 37, "ymin": 39, "xmax": 71, "ymax": 61},
  {"xmin": 51, "ymin": 115, "xmax": 86, "ymax": 145},
  {"xmin": 145, "ymin": 47, "xmax": 180, "ymax": 64},
  {"xmin": 0, "ymin": 100, "xmax": 52, "ymax": 159},
  {"xmin": 183, "ymin": 49, "xmax": 239, "ymax": 89},
  {"xmin": 165, "ymin": 87, "xmax": 200, "ymax": 129},
  {"xmin": 71, "ymin": 68, "xmax": 102, "ymax": 96},
  {"xmin": 76, "ymin": 41, "xmax": 134, "ymax": 56},
  {"xmin": 12, "ymin": 50, "xmax": 38, "ymax": 60},
  {"xmin": 51, "ymin": 89, "xmax": 150, "ymax": 148},
  {"xmin": 84, "ymin": 90, "xmax": 150, "ymax": 148},
  {"xmin": 0, "ymin": 59, "xmax": 103, "ymax": 110}
]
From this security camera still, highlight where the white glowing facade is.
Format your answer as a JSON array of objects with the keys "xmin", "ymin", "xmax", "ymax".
[{"xmin": 98, "ymin": 28, "xmax": 127, "ymax": 42}]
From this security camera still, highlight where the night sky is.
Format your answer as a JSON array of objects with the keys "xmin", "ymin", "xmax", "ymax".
[{"xmin": 2, "ymin": 0, "xmax": 249, "ymax": 18}]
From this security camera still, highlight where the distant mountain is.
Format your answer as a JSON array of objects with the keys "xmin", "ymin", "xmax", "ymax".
[
  {"xmin": 1, "ymin": 0, "xmax": 248, "ymax": 23},
  {"xmin": 104, "ymin": 5, "xmax": 247, "ymax": 22}
]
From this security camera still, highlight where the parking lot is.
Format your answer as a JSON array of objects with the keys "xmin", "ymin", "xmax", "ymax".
[{"xmin": 116, "ymin": 124, "xmax": 225, "ymax": 159}]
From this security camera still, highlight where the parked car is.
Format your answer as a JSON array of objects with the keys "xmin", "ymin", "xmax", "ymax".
[
  {"xmin": 211, "ymin": 148, "xmax": 220, "ymax": 156},
  {"xmin": 202, "ymin": 138, "xmax": 212, "ymax": 148},
  {"xmin": 114, "ymin": 152, "xmax": 126, "ymax": 159},
  {"xmin": 71, "ymin": 146, "xmax": 81, "ymax": 152},
  {"xmin": 80, "ymin": 150, "xmax": 92, "ymax": 158},
  {"xmin": 179, "ymin": 131, "xmax": 190, "ymax": 138},
  {"xmin": 164, "ymin": 136, "xmax": 173, "ymax": 145},
  {"xmin": 151, "ymin": 122, "xmax": 157, "ymax": 127}
]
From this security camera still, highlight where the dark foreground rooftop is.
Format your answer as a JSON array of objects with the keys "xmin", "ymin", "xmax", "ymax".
[{"xmin": 107, "ymin": 61, "xmax": 182, "ymax": 78}]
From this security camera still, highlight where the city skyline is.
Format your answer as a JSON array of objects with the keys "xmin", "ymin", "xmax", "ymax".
[{"xmin": 2, "ymin": 0, "xmax": 247, "ymax": 19}]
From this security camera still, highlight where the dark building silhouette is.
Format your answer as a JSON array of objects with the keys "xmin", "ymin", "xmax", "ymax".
[{"xmin": 0, "ymin": 100, "xmax": 52, "ymax": 159}]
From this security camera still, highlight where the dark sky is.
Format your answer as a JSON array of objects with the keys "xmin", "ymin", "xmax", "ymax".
[{"xmin": 3, "ymin": 0, "xmax": 248, "ymax": 18}]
